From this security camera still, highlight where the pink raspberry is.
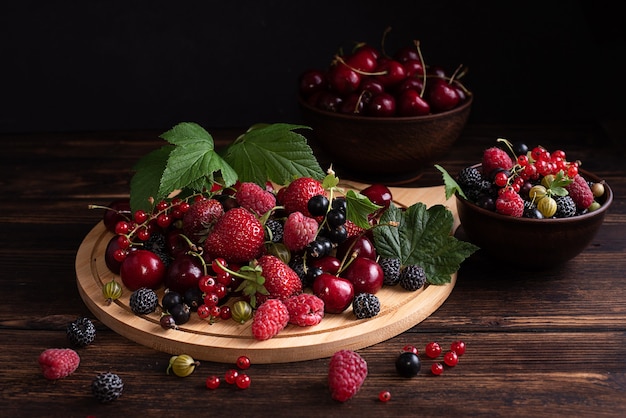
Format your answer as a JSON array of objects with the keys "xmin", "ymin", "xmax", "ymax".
[
  {"xmin": 38, "ymin": 348, "xmax": 80, "ymax": 380},
  {"xmin": 235, "ymin": 182, "xmax": 276, "ymax": 215},
  {"xmin": 482, "ymin": 147, "xmax": 513, "ymax": 178},
  {"xmin": 495, "ymin": 189, "xmax": 524, "ymax": 217},
  {"xmin": 328, "ymin": 350, "xmax": 368, "ymax": 402},
  {"xmin": 251, "ymin": 299, "xmax": 290, "ymax": 341},
  {"xmin": 566, "ymin": 174, "xmax": 594, "ymax": 210},
  {"xmin": 283, "ymin": 211, "xmax": 319, "ymax": 252},
  {"xmin": 284, "ymin": 293, "xmax": 325, "ymax": 326}
]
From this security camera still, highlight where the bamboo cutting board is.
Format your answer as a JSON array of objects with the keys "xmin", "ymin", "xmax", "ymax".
[{"xmin": 75, "ymin": 183, "xmax": 459, "ymax": 364}]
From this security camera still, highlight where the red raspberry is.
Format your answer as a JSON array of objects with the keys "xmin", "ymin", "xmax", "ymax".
[
  {"xmin": 284, "ymin": 293, "xmax": 325, "ymax": 326},
  {"xmin": 495, "ymin": 189, "xmax": 524, "ymax": 217},
  {"xmin": 279, "ymin": 177, "xmax": 327, "ymax": 217},
  {"xmin": 328, "ymin": 350, "xmax": 368, "ymax": 402},
  {"xmin": 566, "ymin": 174, "xmax": 594, "ymax": 210},
  {"xmin": 482, "ymin": 147, "xmax": 514, "ymax": 178},
  {"xmin": 251, "ymin": 299, "xmax": 290, "ymax": 340},
  {"xmin": 235, "ymin": 182, "xmax": 276, "ymax": 215},
  {"xmin": 283, "ymin": 211, "xmax": 319, "ymax": 252},
  {"xmin": 38, "ymin": 348, "xmax": 80, "ymax": 380}
]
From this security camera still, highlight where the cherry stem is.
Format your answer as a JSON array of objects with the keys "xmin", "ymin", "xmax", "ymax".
[{"xmin": 412, "ymin": 39, "xmax": 427, "ymax": 98}]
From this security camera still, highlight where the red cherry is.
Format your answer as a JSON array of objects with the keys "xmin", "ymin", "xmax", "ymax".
[
  {"xmin": 312, "ymin": 273, "xmax": 354, "ymax": 314},
  {"xmin": 120, "ymin": 249, "xmax": 165, "ymax": 290},
  {"xmin": 336, "ymin": 235, "xmax": 377, "ymax": 261},
  {"xmin": 367, "ymin": 92, "xmax": 396, "ymax": 117},
  {"xmin": 394, "ymin": 45, "xmax": 420, "ymax": 63},
  {"xmin": 164, "ymin": 253, "xmax": 204, "ymax": 294},
  {"xmin": 402, "ymin": 59, "xmax": 425, "ymax": 78},
  {"xmin": 396, "ymin": 77, "xmax": 424, "ymax": 94},
  {"xmin": 310, "ymin": 256, "xmax": 342, "ymax": 275},
  {"xmin": 360, "ymin": 183, "xmax": 393, "ymax": 216},
  {"xmin": 359, "ymin": 78, "xmax": 385, "ymax": 96},
  {"xmin": 328, "ymin": 62, "xmax": 361, "ymax": 95},
  {"xmin": 102, "ymin": 199, "xmax": 131, "ymax": 233},
  {"xmin": 374, "ymin": 59, "xmax": 406, "ymax": 87},
  {"xmin": 426, "ymin": 78, "xmax": 460, "ymax": 112},
  {"xmin": 342, "ymin": 256, "xmax": 384, "ymax": 294},
  {"xmin": 339, "ymin": 93, "xmax": 365, "ymax": 115},
  {"xmin": 315, "ymin": 91, "xmax": 343, "ymax": 113},
  {"xmin": 299, "ymin": 69, "xmax": 327, "ymax": 98},
  {"xmin": 397, "ymin": 89, "xmax": 431, "ymax": 117},
  {"xmin": 345, "ymin": 49, "xmax": 378, "ymax": 72}
]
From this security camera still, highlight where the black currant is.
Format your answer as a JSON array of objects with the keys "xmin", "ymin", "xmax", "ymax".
[
  {"xmin": 304, "ymin": 266, "xmax": 323, "ymax": 287},
  {"xmin": 183, "ymin": 287, "xmax": 204, "ymax": 311},
  {"xmin": 161, "ymin": 291, "xmax": 183, "ymax": 312},
  {"xmin": 395, "ymin": 351, "xmax": 421, "ymax": 378},
  {"xmin": 169, "ymin": 303, "xmax": 191, "ymax": 325},
  {"xmin": 305, "ymin": 240, "xmax": 327, "ymax": 258},
  {"xmin": 331, "ymin": 197, "xmax": 347, "ymax": 213},
  {"xmin": 325, "ymin": 225, "xmax": 348, "ymax": 244},
  {"xmin": 326, "ymin": 208, "xmax": 346, "ymax": 227},
  {"xmin": 307, "ymin": 195, "xmax": 329, "ymax": 217},
  {"xmin": 512, "ymin": 141, "xmax": 529, "ymax": 156}
]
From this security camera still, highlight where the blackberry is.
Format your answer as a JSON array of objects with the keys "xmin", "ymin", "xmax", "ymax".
[
  {"xmin": 352, "ymin": 293, "xmax": 381, "ymax": 319},
  {"xmin": 288, "ymin": 254, "xmax": 308, "ymax": 284},
  {"xmin": 379, "ymin": 257, "xmax": 401, "ymax": 286},
  {"xmin": 399, "ymin": 265, "xmax": 426, "ymax": 291},
  {"xmin": 554, "ymin": 195, "xmax": 576, "ymax": 218},
  {"xmin": 144, "ymin": 232, "xmax": 171, "ymax": 267},
  {"xmin": 129, "ymin": 287, "xmax": 158, "ymax": 315},
  {"xmin": 265, "ymin": 218, "xmax": 284, "ymax": 243},
  {"xmin": 66, "ymin": 317, "xmax": 96, "ymax": 347},
  {"xmin": 457, "ymin": 166, "xmax": 483, "ymax": 188},
  {"xmin": 91, "ymin": 372, "xmax": 124, "ymax": 403}
]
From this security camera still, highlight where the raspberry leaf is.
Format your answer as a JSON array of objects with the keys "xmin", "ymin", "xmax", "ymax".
[
  {"xmin": 221, "ymin": 123, "xmax": 325, "ymax": 186},
  {"xmin": 373, "ymin": 203, "xmax": 478, "ymax": 285},
  {"xmin": 435, "ymin": 164, "xmax": 466, "ymax": 200}
]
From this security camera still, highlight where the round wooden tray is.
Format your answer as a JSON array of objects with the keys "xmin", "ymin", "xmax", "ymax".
[{"xmin": 75, "ymin": 184, "xmax": 459, "ymax": 364}]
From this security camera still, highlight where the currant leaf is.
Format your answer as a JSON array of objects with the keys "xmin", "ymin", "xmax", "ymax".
[
  {"xmin": 221, "ymin": 123, "xmax": 325, "ymax": 186},
  {"xmin": 345, "ymin": 190, "xmax": 382, "ymax": 229},
  {"xmin": 373, "ymin": 203, "xmax": 478, "ymax": 285},
  {"xmin": 435, "ymin": 164, "xmax": 466, "ymax": 200},
  {"xmin": 130, "ymin": 145, "xmax": 174, "ymax": 213}
]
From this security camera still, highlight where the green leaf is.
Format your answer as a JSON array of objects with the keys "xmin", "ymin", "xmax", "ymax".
[
  {"xmin": 221, "ymin": 123, "xmax": 325, "ymax": 186},
  {"xmin": 435, "ymin": 164, "xmax": 466, "ymax": 200},
  {"xmin": 130, "ymin": 145, "xmax": 174, "ymax": 213},
  {"xmin": 345, "ymin": 189, "xmax": 382, "ymax": 229},
  {"xmin": 373, "ymin": 203, "xmax": 478, "ymax": 285}
]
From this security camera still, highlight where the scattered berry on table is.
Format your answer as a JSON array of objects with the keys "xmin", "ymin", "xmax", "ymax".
[
  {"xmin": 66, "ymin": 317, "xmax": 96, "ymax": 347},
  {"xmin": 444, "ymin": 350, "xmax": 459, "ymax": 367},
  {"xmin": 378, "ymin": 390, "xmax": 392, "ymax": 402},
  {"xmin": 167, "ymin": 354, "xmax": 200, "ymax": 377},
  {"xmin": 399, "ymin": 265, "xmax": 427, "ymax": 291},
  {"xmin": 251, "ymin": 299, "xmax": 290, "ymax": 340},
  {"xmin": 328, "ymin": 350, "xmax": 368, "ymax": 402},
  {"xmin": 352, "ymin": 292, "xmax": 381, "ymax": 319},
  {"xmin": 236, "ymin": 355, "xmax": 251, "ymax": 370},
  {"xmin": 91, "ymin": 372, "xmax": 124, "ymax": 403},
  {"xmin": 206, "ymin": 375, "xmax": 221, "ymax": 389},
  {"xmin": 451, "ymin": 340, "xmax": 466, "ymax": 356},
  {"xmin": 224, "ymin": 368, "xmax": 239, "ymax": 384},
  {"xmin": 425, "ymin": 341, "xmax": 442, "ymax": 359},
  {"xmin": 431, "ymin": 362, "xmax": 444, "ymax": 375},
  {"xmin": 284, "ymin": 293, "xmax": 325, "ymax": 326},
  {"xmin": 235, "ymin": 373, "xmax": 251, "ymax": 389},
  {"xmin": 129, "ymin": 287, "xmax": 159, "ymax": 315},
  {"xmin": 395, "ymin": 351, "xmax": 421, "ymax": 377},
  {"xmin": 38, "ymin": 348, "xmax": 80, "ymax": 380}
]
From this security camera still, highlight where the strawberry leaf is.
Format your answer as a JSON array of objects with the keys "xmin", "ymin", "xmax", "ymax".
[
  {"xmin": 221, "ymin": 123, "xmax": 325, "ymax": 186},
  {"xmin": 373, "ymin": 203, "xmax": 478, "ymax": 285}
]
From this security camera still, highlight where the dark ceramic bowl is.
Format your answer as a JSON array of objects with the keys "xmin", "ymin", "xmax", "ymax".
[
  {"xmin": 299, "ymin": 93, "xmax": 472, "ymax": 183},
  {"xmin": 455, "ymin": 167, "xmax": 613, "ymax": 267}
]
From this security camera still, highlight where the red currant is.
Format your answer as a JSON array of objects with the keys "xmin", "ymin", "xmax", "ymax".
[
  {"xmin": 235, "ymin": 373, "xmax": 251, "ymax": 389},
  {"xmin": 117, "ymin": 235, "xmax": 130, "ymax": 249},
  {"xmin": 443, "ymin": 350, "xmax": 459, "ymax": 367},
  {"xmin": 156, "ymin": 200, "xmax": 169, "ymax": 211},
  {"xmin": 203, "ymin": 292, "xmax": 219, "ymax": 307},
  {"xmin": 209, "ymin": 305, "xmax": 221, "ymax": 318},
  {"xmin": 378, "ymin": 390, "xmax": 392, "ymax": 402},
  {"xmin": 494, "ymin": 171, "xmax": 508, "ymax": 187},
  {"xmin": 425, "ymin": 342, "xmax": 442, "ymax": 359},
  {"xmin": 198, "ymin": 276, "xmax": 216, "ymax": 293},
  {"xmin": 206, "ymin": 375, "xmax": 220, "ymax": 389},
  {"xmin": 431, "ymin": 362, "xmax": 444, "ymax": 375},
  {"xmin": 133, "ymin": 210, "xmax": 148, "ymax": 224},
  {"xmin": 137, "ymin": 227, "xmax": 151, "ymax": 241},
  {"xmin": 225, "ymin": 369, "xmax": 239, "ymax": 384},
  {"xmin": 113, "ymin": 248, "xmax": 128, "ymax": 262},
  {"xmin": 236, "ymin": 355, "xmax": 251, "ymax": 370},
  {"xmin": 403, "ymin": 345, "xmax": 418, "ymax": 355},
  {"xmin": 219, "ymin": 305, "xmax": 232, "ymax": 320},
  {"xmin": 567, "ymin": 162, "xmax": 579, "ymax": 178},
  {"xmin": 450, "ymin": 340, "xmax": 466, "ymax": 356},
  {"xmin": 197, "ymin": 304, "xmax": 211, "ymax": 319},
  {"xmin": 115, "ymin": 221, "xmax": 131, "ymax": 235},
  {"xmin": 156, "ymin": 213, "xmax": 171, "ymax": 228}
]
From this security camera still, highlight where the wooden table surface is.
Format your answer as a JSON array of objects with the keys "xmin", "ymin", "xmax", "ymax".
[{"xmin": 1, "ymin": 123, "xmax": 625, "ymax": 417}]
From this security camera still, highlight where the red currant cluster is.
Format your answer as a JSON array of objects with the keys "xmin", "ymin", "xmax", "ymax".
[
  {"xmin": 424, "ymin": 340, "xmax": 466, "ymax": 375},
  {"xmin": 299, "ymin": 38, "xmax": 470, "ymax": 117},
  {"xmin": 205, "ymin": 355, "xmax": 252, "ymax": 390}
]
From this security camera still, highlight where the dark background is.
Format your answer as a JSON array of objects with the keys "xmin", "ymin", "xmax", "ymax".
[{"xmin": 1, "ymin": 1, "xmax": 624, "ymax": 134}]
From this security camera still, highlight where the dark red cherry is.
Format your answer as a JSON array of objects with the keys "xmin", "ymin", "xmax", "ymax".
[
  {"xmin": 359, "ymin": 78, "xmax": 385, "ymax": 96},
  {"xmin": 403, "ymin": 59, "xmax": 425, "ymax": 78},
  {"xmin": 360, "ymin": 183, "xmax": 393, "ymax": 212},
  {"xmin": 345, "ymin": 48, "xmax": 378, "ymax": 72},
  {"xmin": 327, "ymin": 63, "xmax": 361, "ymax": 95},
  {"xmin": 120, "ymin": 249, "xmax": 166, "ymax": 291},
  {"xmin": 342, "ymin": 256, "xmax": 384, "ymax": 294},
  {"xmin": 315, "ymin": 91, "xmax": 343, "ymax": 112},
  {"xmin": 397, "ymin": 89, "xmax": 431, "ymax": 117},
  {"xmin": 374, "ymin": 59, "xmax": 406, "ymax": 87},
  {"xmin": 367, "ymin": 92, "xmax": 396, "ymax": 117},
  {"xmin": 394, "ymin": 45, "xmax": 420, "ymax": 63},
  {"xmin": 339, "ymin": 93, "xmax": 365, "ymax": 115},
  {"xmin": 102, "ymin": 199, "xmax": 131, "ymax": 233},
  {"xmin": 427, "ymin": 66, "xmax": 447, "ymax": 78},
  {"xmin": 299, "ymin": 69, "xmax": 327, "ymax": 98},
  {"xmin": 426, "ymin": 78, "xmax": 460, "ymax": 113}
]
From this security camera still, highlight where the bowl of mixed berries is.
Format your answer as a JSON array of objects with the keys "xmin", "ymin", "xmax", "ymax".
[
  {"xmin": 298, "ymin": 38, "xmax": 472, "ymax": 183},
  {"xmin": 442, "ymin": 139, "xmax": 613, "ymax": 267}
]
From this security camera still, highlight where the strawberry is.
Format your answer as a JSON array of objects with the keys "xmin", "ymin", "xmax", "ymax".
[
  {"xmin": 284, "ymin": 293, "xmax": 325, "ymax": 326},
  {"xmin": 283, "ymin": 211, "xmax": 319, "ymax": 252},
  {"xmin": 38, "ymin": 348, "xmax": 80, "ymax": 380},
  {"xmin": 235, "ymin": 182, "xmax": 276, "ymax": 216},
  {"xmin": 182, "ymin": 198, "xmax": 224, "ymax": 244},
  {"xmin": 279, "ymin": 177, "xmax": 327, "ymax": 217},
  {"xmin": 204, "ymin": 208, "xmax": 265, "ymax": 264},
  {"xmin": 566, "ymin": 174, "xmax": 594, "ymax": 210},
  {"xmin": 344, "ymin": 219, "xmax": 365, "ymax": 239},
  {"xmin": 328, "ymin": 350, "xmax": 368, "ymax": 402},
  {"xmin": 251, "ymin": 299, "xmax": 290, "ymax": 340},
  {"xmin": 482, "ymin": 146, "xmax": 513, "ymax": 178},
  {"xmin": 255, "ymin": 254, "xmax": 302, "ymax": 305}
]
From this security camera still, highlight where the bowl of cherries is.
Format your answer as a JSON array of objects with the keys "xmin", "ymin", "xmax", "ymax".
[{"xmin": 298, "ymin": 39, "xmax": 472, "ymax": 183}]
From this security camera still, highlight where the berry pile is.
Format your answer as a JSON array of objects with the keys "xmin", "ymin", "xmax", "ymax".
[
  {"xmin": 455, "ymin": 139, "xmax": 607, "ymax": 218},
  {"xmin": 96, "ymin": 173, "xmax": 437, "ymax": 341},
  {"xmin": 299, "ymin": 34, "xmax": 471, "ymax": 117}
]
